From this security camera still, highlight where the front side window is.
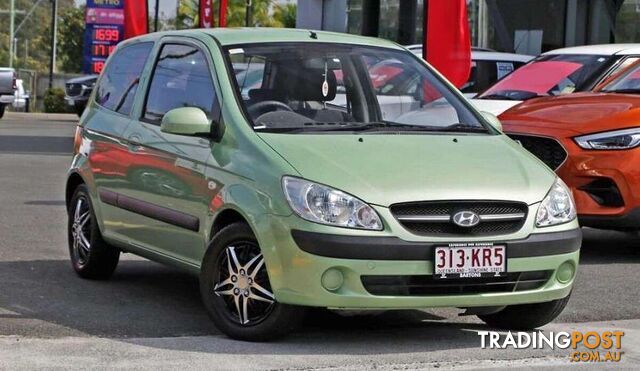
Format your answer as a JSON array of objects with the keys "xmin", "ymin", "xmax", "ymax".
[
  {"xmin": 478, "ymin": 54, "xmax": 614, "ymax": 101},
  {"xmin": 144, "ymin": 44, "xmax": 216, "ymax": 123},
  {"xmin": 95, "ymin": 42, "xmax": 153, "ymax": 115},
  {"xmin": 226, "ymin": 43, "xmax": 488, "ymax": 134}
]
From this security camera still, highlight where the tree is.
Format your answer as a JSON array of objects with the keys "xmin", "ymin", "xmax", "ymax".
[
  {"xmin": 58, "ymin": 6, "xmax": 85, "ymax": 73},
  {"xmin": 0, "ymin": 0, "xmax": 75, "ymax": 72}
]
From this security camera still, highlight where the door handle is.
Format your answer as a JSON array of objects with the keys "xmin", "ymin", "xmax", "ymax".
[{"xmin": 126, "ymin": 135, "xmax": 143, "ymax": 153}]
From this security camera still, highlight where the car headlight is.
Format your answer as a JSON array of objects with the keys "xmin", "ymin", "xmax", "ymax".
[
  {"xmin": 282, "ymin": 176, "xmax": 383, "ymax": 230},
  {"xmin": 574, "ymin": 128, "xmax": 640, "ymax": 150},
  {"xmin": 536, "ymin": 178, "xmax": 577, "ymax": 227}
]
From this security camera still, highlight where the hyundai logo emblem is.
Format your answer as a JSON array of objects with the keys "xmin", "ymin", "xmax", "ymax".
[{"xmin": 452, "ymin": 211, "xmax": 481, "ymax": 227}]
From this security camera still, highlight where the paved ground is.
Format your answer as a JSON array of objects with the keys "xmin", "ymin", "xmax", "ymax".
[{"xmin": 0, "ymin": 112, "xmax": 638, "ymax": 369}]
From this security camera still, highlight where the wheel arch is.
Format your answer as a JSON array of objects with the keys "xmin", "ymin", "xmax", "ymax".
[
  {"xmin": 65, "ymin": 172, "xmax": 86, "ymax": 211},
  {"xmin": 210, "ymin": 208, "xmax": 251, "ymax": 239}
]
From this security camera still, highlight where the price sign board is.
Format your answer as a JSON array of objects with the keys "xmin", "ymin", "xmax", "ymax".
[{"xmin": 83, "ymin": 0, "xmax": 125, "ymax": 74}]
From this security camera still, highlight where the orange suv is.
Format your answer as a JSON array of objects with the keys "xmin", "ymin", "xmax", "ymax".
[{"xmin": 501, "ymin": 61, "xmax": 640, "ymax": 230}]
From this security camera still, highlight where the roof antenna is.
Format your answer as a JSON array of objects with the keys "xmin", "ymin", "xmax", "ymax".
[{"xmin": 309, "ymin": 30, "xmax": 318, "ymax": 39}]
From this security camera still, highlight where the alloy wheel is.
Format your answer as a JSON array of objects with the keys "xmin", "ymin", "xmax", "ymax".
[
  {"xmin": 70, "ymin": 197, "xmax": 92, "ymax": 266},
  {"xmin": 213, "ymin": 242, "xmax": 275, "ymax": 325}
]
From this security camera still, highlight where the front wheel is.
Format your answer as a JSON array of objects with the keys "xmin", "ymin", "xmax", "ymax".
[
  {"xmin": 0, "ymin": 103, "xmax": 5, "ymax": 119},
  {"xmin": 200, "ymin": 222, "xmax": 305, "ymax": 341},
  {"xmin": 477, "ymin": 294, "xmax": 571, "ymax": 330}
]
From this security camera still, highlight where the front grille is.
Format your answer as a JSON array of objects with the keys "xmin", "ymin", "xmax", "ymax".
[
  {"xmin": 65, "ymin": 83, "xmax": 82, "ymax": 97},
  {"xmin": 361, "ymin": 270, "xmax": 552, "ymax": 296},
  {"xmin": 508, "ymin": 134, "xmax": 568, "ymax": 170},
  {"xmin": 390, "ymin": 201, "xmax": 528, "ymax": 237}
]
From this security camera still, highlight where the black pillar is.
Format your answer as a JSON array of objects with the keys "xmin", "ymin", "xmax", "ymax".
[
  {"xmin": 398, "ymin": 0, "xmax": 418, "ymax": 45},
  {"xmin": 361, "ymin": 0, "xmax": 380, "ymax": 37}
]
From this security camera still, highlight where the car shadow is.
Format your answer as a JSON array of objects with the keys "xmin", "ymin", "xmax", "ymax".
[
  {"xmin": 579, "ymin": 228, "xmax": 640, "ymax": 264},
  {"xmin": 0, "ymin": 259, "xmax": 488, "ymax": 354}
]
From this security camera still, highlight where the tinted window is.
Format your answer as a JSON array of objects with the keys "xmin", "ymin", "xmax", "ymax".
[
  {"xmin": 95, "ymin": 43, "xmax": 152, "ymax": 115},
  {"xmin": 144, "ymin": 44, "xmax": 216, "ymax": 123}
]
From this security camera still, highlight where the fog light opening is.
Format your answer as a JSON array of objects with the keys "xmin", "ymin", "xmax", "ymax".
[
  {"xmin": 321, "ymin": 268, "xmax": 344, "ymax": 292},
  {"xmin": 556, "ymin": 261, "xmax": 576, "ymax": 283}
]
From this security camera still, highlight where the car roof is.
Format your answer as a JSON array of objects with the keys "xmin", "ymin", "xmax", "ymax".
[
  {"xmin": 127, "ymin": 28, "xmax": 403, "ymax": 50},
  {"xmin": 405, "ymin": 45, "xmax": 532, "ymax": 62},
  {"xmin": 542, "ymin": 44, "xmax": 640, "ymax": 56}
]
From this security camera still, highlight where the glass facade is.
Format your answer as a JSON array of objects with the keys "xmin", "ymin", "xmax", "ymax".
[{"xmin": 341, "ymin": 0, "xmax": 640, "ymax": 53}]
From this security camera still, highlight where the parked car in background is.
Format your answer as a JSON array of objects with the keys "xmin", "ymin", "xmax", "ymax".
[
  {"xmin": 12, "ymin": 79, "xmax": 30, "ymax": 112},
  {"xmin": 65, "ymin": 75, "xmax": 98, "ymax": 117},
  {"xmin": 406, "ymin": 45, "xmax": 533, "ymax": 97},
  {"xmin": 66, "ymin": 29, "xmax": 580, "ymax": 341},
  {"xmin": 0, "ymin": 67, "xmax": 17, "ymax": 119},
  {"xmin": 500, "ymin": 60, "xmax": 640, "ymax": 231},
  {"xmin": 474, "ymin": 44, "xmax": 640, "ymax": 115}
]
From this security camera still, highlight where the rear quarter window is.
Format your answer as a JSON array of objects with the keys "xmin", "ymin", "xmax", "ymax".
[{"xmin": 94, "ymin": 42, "xmax": 153, "ymax": 115}]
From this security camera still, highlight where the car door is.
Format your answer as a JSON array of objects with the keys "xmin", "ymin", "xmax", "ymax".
[
  {"xmin": 87, "ymin": 42, "xmax": 155, "ymax": 242},
  {"xmin": 120, "ymin": 39, "xmax": 221, "ymax": 266}
]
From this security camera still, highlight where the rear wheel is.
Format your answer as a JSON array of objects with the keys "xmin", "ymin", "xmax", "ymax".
[
  {"xmin": 68, "ymin": 184, "xmax": 120, "ymax": 279},
  {"xmin": 0, "ymin": 103, "xmax": 5, "ymax": 119},
  {"xmin": 200, "ymin": 222, "xmax": 305, "ymax": 341},
  {"xmin": 477, "ymin": 294, "xmax": 571, "ymax": 330}
]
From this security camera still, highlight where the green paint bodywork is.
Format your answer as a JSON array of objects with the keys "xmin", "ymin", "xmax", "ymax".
[{"xmin": 68, "ymin": 28, "xmax": 580, "ymax": 310}]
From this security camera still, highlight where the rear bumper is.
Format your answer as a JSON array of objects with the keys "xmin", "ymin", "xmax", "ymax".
[{"xmin": 0, "ymin": 94, "xmax": 14, "ymax": 104}]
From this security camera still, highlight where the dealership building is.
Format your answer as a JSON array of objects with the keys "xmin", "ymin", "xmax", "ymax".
[{"xmin": 297, "ymin": 0, "xmax": 640, "ymax": 54}]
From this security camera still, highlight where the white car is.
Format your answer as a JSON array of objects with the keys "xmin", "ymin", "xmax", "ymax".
[
  {"xmin": 406, "ymin": 45, "xmax": 533, "ymax": 98},
  {"xmin": 472, "ymin": 44, "xmax": 640, "ymax": 115}
]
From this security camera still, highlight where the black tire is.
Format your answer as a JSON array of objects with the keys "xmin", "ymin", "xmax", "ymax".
[
  {"xmin": 67, "ymin": 184, "xmax": 120, "ymax": 279},
  {"xmin": 478, "ymin": 294, "xmax": 571, "ymax": 330},
  {"xmin": 200, "ymin": 222, "xmax": 305, "ymax": 341},
  {"xmin": 0, "ymin": 103, "xmax": 5, "ymax": 119}
]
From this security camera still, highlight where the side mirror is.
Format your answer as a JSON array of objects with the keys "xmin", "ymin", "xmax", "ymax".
[
  {"xmin": 161, "ymin": 107, "xmax": 212, "ymax": 136},
  {"xmin": 481, "ymin": 111, "xmax": 503, "ymax": 132}
]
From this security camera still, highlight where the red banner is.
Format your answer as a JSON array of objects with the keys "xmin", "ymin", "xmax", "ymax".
[
  {"xmin": 124, "ymin": 0, "xmax": 148, "ymax": 39},
  {"xmin": 200, "ymin": 0, "xmax": 214, "ymax": 28},
  {"xmin": 423, "ymin": 0, "xmax": 471, "ymax": 88}
]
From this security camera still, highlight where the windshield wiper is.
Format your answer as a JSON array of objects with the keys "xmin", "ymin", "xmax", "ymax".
[
  {"xmin": 478, "ymin": 93, "xmax": 521, "ymax": 101},
  {"xmin": 604, "ymin": 88, "xmax": 640, "ymax": 95},
  {"xmin": 421, "ymin": 123, "xmax": 489, "ymax": 133}
]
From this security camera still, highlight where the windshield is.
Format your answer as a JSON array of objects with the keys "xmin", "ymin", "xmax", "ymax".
[
  {"xmin": 600, "ymin": 61, "xmax": 640, "ymax": 94},
  {"xmin": 478, "ymin": 54, "xmax": 613, "ymax": 101},
  {"xmin": 225, "ymin": 43, "xmax": 490, "ymax": 134}
]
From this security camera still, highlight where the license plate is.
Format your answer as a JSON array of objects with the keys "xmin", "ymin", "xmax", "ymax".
[
  {"xmin": 434, "ymin": 243, "xmax": 506, "ymax": 279},
  {"xmin": 66, "ymin": 98, "xmax": 75, "ymax": 106}
]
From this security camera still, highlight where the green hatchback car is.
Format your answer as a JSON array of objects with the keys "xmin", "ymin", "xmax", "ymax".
[{"xmin": 66, "ymin": 28, "xmax": 581, "ymax": 341}]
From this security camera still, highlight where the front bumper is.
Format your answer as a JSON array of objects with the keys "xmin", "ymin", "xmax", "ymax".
[
  {"xmin": 255, "ymin": 213, "xmax": 581, "ymax": 309},
  {"xmin": 505, "ymin": 128, "xmax": 640, "ymax": 230}
]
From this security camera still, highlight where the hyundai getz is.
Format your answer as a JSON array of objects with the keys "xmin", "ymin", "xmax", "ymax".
[{"xmin": 66, "ymin": 29, "xmax": 581, "ymax": 341}]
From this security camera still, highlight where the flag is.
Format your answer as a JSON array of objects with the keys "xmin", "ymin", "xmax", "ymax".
[
  {"xmin": 124, "ymin": 0, "xmax": 148, "ymax": 39},
  {"xmin": 200, "ymin": 0, "xmax": 214, "ymax": 28},
  {"xmin": 423, "ymin": 0, "xmax": 472, "ymax": 88}
]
